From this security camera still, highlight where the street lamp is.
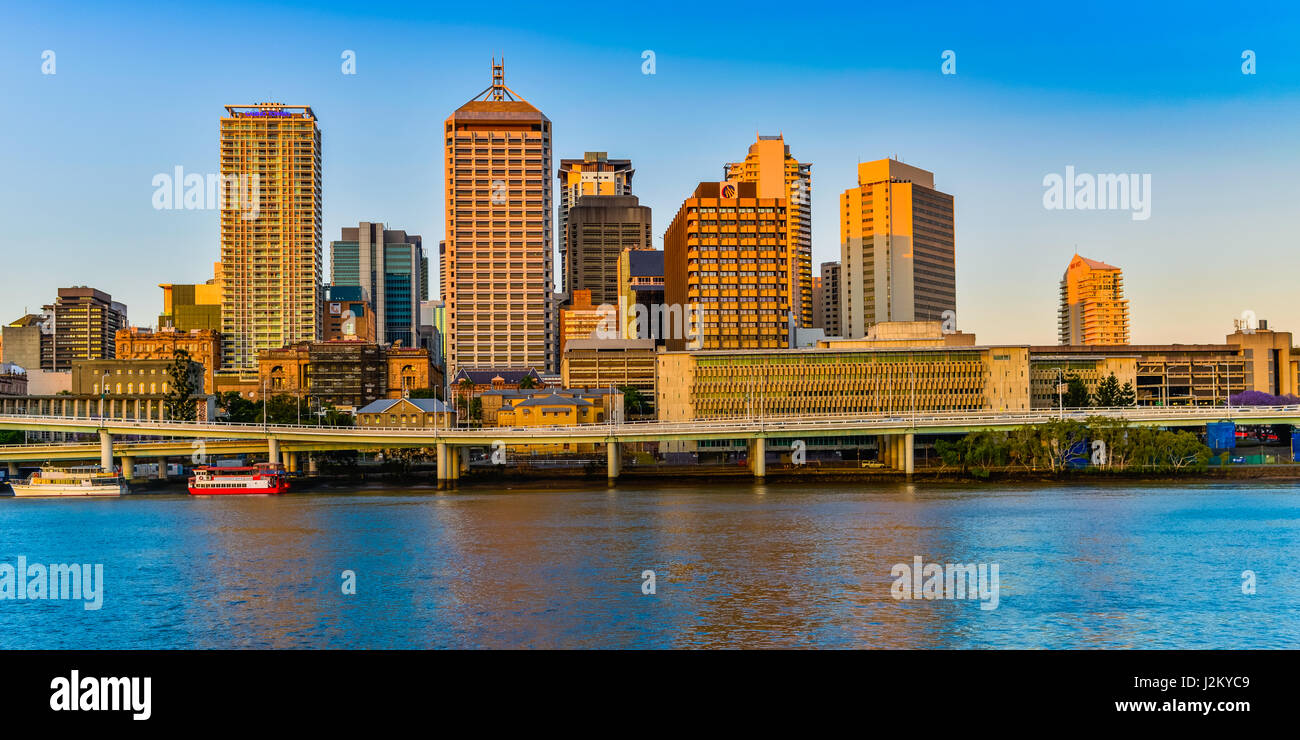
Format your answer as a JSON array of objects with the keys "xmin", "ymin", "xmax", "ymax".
[{"xmin": 1053, "ymin": 368, "xmax": 1066, "ymax": 420}]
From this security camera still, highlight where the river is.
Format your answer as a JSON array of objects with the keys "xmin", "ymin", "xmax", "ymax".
[{"xmin": 1, "ymin": 480, "xmax": 1297, "ymax": 648}]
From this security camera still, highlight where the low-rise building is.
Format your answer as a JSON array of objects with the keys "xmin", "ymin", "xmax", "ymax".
[
  {"xmin": 356, "ymin": 397, "xmax": 453, "ymax": 428},
  {"xmin": 656, "ymin": 345, "xmax": 1030, "ymax": 422},
  {"xmin": 115, "ymin": 327, "xmax": 222, "ymax": 394},
  {"xmin": 0, "ymin": 362, "xmax": 27, "ymax": 396},
  {"xmin": 1029, "ymin": 345, "xmax": 1246, "ymax": 407},
  {"xmin": 561, "ymin": 338, "xmax": 657, "ymax": 398}
]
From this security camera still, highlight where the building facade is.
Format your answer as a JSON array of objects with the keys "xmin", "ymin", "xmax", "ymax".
[
  {"xmin": 1226, "ymin": 320, "xmax": 1295, "ymax": 397},
  {"xmin": 1029, "ymin": 345, "xmax": 1245, "ymax": 407},
  {"xmin": 618, "ymin": 248, "xmax": 665, "ymax": 341},
  {"xmin": 159, "ymin": 265, "xmax": 223, "ymax": 331},
  {"xmin": 442, "ymin": 61, "xmax": 553, "ymax": 376},
  {"xmin": 115, "ymin": 327, "xmax": 222, "ymax": 394},
  {"xmin": 321, "ymin": 285, "xmax": 376, "ymax": 342},
  {"xmin": 220, "ymin": 103, "xmax": 322, "ymax": 371},
  {"xmin": 656, "ymin": 345, "xmax": 1029, "ymax": 421},
  {"xmin": 663, "ymin": 181, "xmax": 791, "ymax": 351},
  {"xmin": 42, "ymin": 287, "xmax": 127, "ymax": 369},
  {"xmin": 329, "ymin": 222, "xmax": 426, "ymax": 347},
  {"xmin": 814, "ymin": 261, "xmax": 841, "ymax": 336},
  {"xmin": 1058, "ymin": 254, "xmax": 1130, "ymax": 345},
  {"xmin": 561, "ymin": 338, "xmax": 657, "ymax": 398},
  {"xmin": 840, "ymin": 159, "xmax": 955, "ymax": 338},
  {"xmin": 724, "ymin": 134, "xmax": 813, "ymax": 328},
  {"xmin": 565, "ymin": 195, "xmax": 652, "ymax": 306},
  {"xmin": 557, "ymin": 152, "xmax": 634, "ymax": 294}
]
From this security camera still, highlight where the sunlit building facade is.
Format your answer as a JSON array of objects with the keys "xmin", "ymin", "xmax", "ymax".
[
  {"xmin": 442, "ymin": 61, "xmax": 552, "ymax": 375},
  {"xmin": 840, "ymin": 159, "xmax": 955, "ymax": 338},
  {"xmin": 219, "ymin": 103, "xmax": 322, "ymax": 371},
  {"xmin": 1058, "ymin": 254, "xmax": 1130, "ymax": 345}
]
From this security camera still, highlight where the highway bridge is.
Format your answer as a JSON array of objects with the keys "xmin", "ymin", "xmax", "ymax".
[{"xmin": 2, "ymin": 405, "xmax": 1297, "ymax": 480}]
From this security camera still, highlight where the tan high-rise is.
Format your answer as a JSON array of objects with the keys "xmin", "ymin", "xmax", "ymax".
[
  {"xmin": 725, "ymin": 135, "xmax": 812, "ymax": 328},
  {"xmin": 442, "ymin": 61, "xmax": 553, "ymax": 375},
  {"xmin": 219, "ymin": 103, "xmax": 322, "ymax": 371},
  {"xmin": 840, "ymin": 159, "xmax": 955, "ymax": 338},
  {"xmin": 1058, "ymin": 254, "xmax": 1130, "ymax": 345},
  {"xmin": 557, "ymin": 152, "xmax": 633, "ymax": 293}
]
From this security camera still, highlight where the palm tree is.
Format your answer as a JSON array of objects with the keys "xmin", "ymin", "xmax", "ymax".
[{"xmin": 519, "ymin": 375, "xmax": 537, "ymax": 390}]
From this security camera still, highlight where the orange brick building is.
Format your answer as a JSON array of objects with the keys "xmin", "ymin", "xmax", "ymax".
[{"xmin": 115, "ymin": 327, "xmax": 222, "ymax": 394}]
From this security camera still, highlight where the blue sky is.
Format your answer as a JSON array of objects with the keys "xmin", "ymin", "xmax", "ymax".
[{"xmin": 1, "ymin": 0, "xmax": 1297, "ymax": 345}]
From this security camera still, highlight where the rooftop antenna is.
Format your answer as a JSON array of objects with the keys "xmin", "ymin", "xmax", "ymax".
[{"xmin": 467, "ymin": 57, "xmax": 523, "ymax": 103}]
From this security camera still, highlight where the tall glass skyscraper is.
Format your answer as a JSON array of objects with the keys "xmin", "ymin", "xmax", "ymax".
[{"xmin": 330, "ymin": 222, "xmax": 426, "ymax": 348}]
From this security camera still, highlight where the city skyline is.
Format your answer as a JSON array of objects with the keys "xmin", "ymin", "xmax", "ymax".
[{"xmin": 2, "ymin": 1, "xmax": 1299, "ymax": 347}]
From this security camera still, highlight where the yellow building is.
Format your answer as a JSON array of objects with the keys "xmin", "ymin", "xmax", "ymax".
[
  {"xmin": 840, "ymin": 159, "xmax": 955, "ymax": 338},
  {"xmin": 725, "ymin": 134, "xmax": 812, "ymax": 329},
  {"xmin": 817, "ymin": 320, "xmax": 976, "ymax": 349},
  {"xmin": 663, "ymin": 181, "xmax": 790, "ymax": 350},
  {"xmin": 1029, "ymin": 353, "xmax": 1137, "ymax": 408},
  {"xmin": 1058, "ymin": 254, "xmax": 1130, "ymax": 345},
  {"xmin": 356, "ymin": 397, "xmax": 453, "ymax": 428},
  {"xmin": 559, "ymin": 289, "xmax": 604, "ymax": 356},
  {"xmin": 442, "ymin": 60, "xmax": 552, "ymax": 376},
  {"xmin": 1226, "ymin": 320, "xmax": 1296, "ymax": 397},
  {"xmin": 495, "ymin": 390, "xmax": 615, "ymax": 453},
  {"xmin": 220, "ymin": 104, "xmax": 322, "ymax": 371},
  {"xmin": 1030, "ymin": 345, "xmax": 1244, "ymax": 407},
  {"xmin": 159, "ymin": 263, "xmax": 223, "ymax": 331},
  {"xmin": 655, "ymin": 345, "xmax": 1029, "ymax": 422}
]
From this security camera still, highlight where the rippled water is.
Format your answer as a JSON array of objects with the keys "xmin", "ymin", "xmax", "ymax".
[{"xmin": 1, "ymin": 480, "xmax": 1297, "ymax": 649}]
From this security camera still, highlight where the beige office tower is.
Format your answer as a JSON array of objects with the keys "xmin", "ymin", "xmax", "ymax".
[
  {"xmin": 724, "ymin": 134, "xmax": 812, "ymax": 328},
  {"xmin": 557, "ymin": 152, "xmax": 634, "ymax": 294},
  {"xmin": 219, "ymin": 103, "xmax": 322, "ymax": 371},
  {"xmin": 840, "ymin": 159, "xmax": 955, "ymax": 338},
  {"xmin": 443, "ymin": 61, "xmax": 552, "ymax": 375}
]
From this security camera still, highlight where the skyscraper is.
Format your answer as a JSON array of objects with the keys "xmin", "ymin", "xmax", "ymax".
[
  {"xmin": 664, "ymin": 181, "xmax": 791, "ymax": 350},
  {"xmin": 442, "ymin": 61, "xmax": 552, "ymax": 375},
  {"xmin": 565, "ymin": 195, "xmax": 652, "ymax": 306},
  {"xmin": 557, "ymin": 152, "xmax": 634, "ymax": 293},
  {"xmin": 724, "ymin": 134, "xmax": 812, "ymax": 328},
  {"xmin": 1058, "ymin": 254, "xmax": 1130, "ymax": 345},
  {"xmin": 219, "ymin": 103, "xmax": 322, "ymax": 371},
  {"xmin": 840, "ymin": 159, "xmax": 955, "ymax": 338},
  {"xmin": 330, "ymin": 222, "xmax": 426, "ymax": 347},
  {"xmin": 43, "ymin": 287, "xmax": 127, "ymax": 369},
  {"xmin": 814, "ymin": 261, "xmax": 841, "ymax": 336}
]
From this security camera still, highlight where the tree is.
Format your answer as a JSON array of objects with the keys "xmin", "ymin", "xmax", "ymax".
[
  {"xmin": 1093, "ymin": 373, "xmax": 1122, "ymax": 407},
  {"xmin": 1086, "ymin": 415, "xmax": 1131, "ymax": 469},
  {"xmin": 1117, "ymin": 381, "xmax": 1137, "ymax": 407},
  {"xmin": 518, "ymin": 375, "xmax": 537, "ymax": 390},
  {"xmin": 620, "ymin": 386, "xmax": 650, "ymax": 416},
  {"xmin": 1037, "ymin": 419, "xmax": 1088, "ymax": 471},
  {"xmin": 163, "ymin": 349, "xmax": 198, "ymax": 421},
  {"xmin": 0, "ymin": 430, "xmax": 22, "ymax": 445},
  {"xmin": 409, "ymin": 387, "xmax": 442, "ymax": 400},
  {"xmin": 1064, "ymin": 373, "xmax": 1092, "ymax": 408}
]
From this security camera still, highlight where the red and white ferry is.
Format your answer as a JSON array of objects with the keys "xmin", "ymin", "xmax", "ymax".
[{"xmin": 188, "ymin": 463, "xmax": 291, "ymax": 496}]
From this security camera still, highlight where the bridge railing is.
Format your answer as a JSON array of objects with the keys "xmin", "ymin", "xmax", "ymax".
[{"xmin": 1, "ymin": 406, "xmax": 1298, "ymax": 439}]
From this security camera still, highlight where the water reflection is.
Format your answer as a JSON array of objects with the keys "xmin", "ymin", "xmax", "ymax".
[{"xmin": 0, "ymin": 480, "xmax": 1298, "ymax": 648}]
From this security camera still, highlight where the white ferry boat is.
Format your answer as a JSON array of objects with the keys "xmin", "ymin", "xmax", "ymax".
[{"xmin": 9, "ymin": 466, "xmax": 128, "ymax": 498}]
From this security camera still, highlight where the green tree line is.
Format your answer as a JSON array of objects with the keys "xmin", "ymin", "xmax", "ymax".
[{"xmin": 935, "ymin": 416, "xmax": 1211, "ymax": 476}]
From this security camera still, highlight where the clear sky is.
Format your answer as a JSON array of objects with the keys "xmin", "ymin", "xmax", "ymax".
[{"xmin": 1, "ymin": 0, "xmax": 1297, "ymax": 345}]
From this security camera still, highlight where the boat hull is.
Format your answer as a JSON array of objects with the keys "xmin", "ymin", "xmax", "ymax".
[
  {"xmin": 10, "ymin": 484, "xmax": 125, "ymax": 498},
  {"xmin": 187, "ymin": 482, "xmax": 291, "ymax": 496}
]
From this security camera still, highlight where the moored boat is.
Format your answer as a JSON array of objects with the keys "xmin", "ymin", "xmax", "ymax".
[
  {"xmin": 10, "ymin": 466, "xmax": 128, "ymax": 498},
  {"xmin": 188, "ymin": 463, "xmax": 290, "ymax": 495}
]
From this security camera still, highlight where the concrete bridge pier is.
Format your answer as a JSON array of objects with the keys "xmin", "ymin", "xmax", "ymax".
[
  {"xmin": 607, "ymin": 441, "xmax": 622, "ymax": 481},
  {"xmin": 307, "ymin": 455, "xmax": 319, "ymax": 477},
  {"xmin": 7, "ymin": 462, "xmax": 18, "ymax": 478},
  {"xmin": 436, "ymin": 442, "xmax": 449, "ymax": 483},
  {"xmin": 121, "ymin": 456, "xmax": 135, "ymax": 481},
  {"xmin": 157, "ymin": 457, "xmax": 169, "ymax": 480},
  {"xmin": 99, "ymin": 429, "xmax": 113, "ymax": 473},
  {"xmin": 904, "ymin": 432, "xmax": 915, "ymax": 476},
  {"xmin": 267, "ymin": 437, "xmax": 280, "ymax": 465},
  {"xmin": 748, "ymin": 438, "xmax": 766, "ymax": 478},
  {"xmin": 878, "ymin": 435, "xmax": 892, "ymax": 469},
  {"xmin": 285, "ymin": 451, "xmax": 298, "ymax": 474}
]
